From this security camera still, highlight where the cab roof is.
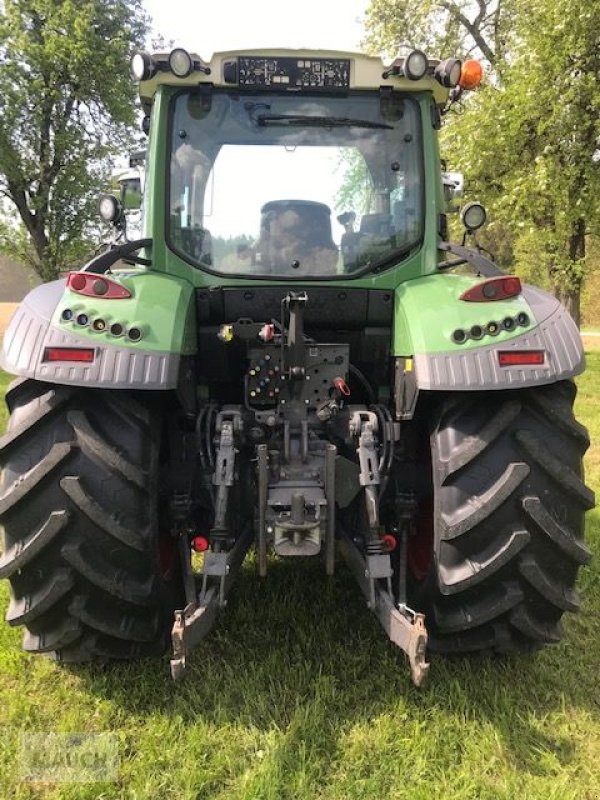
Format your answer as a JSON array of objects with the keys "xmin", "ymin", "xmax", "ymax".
[{"xmin": 136, "ymin": 48, "xmax": 452, "ymax": 108}]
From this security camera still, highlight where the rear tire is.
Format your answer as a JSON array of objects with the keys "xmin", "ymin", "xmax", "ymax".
[
  {"xmin": 425, "ymin": 380, "xmax": 594, "ymax": 654},
  {"xmin": 0, "ymin": 379, "xmax": 183, "ymax": 662}
]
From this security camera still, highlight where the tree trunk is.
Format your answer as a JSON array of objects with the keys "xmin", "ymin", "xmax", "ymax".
[
  {"xmin": 553, "ymin": 218, "xmax": 585, "ymax": 329},
  {"xmin": 8, "ymin": 182, "xmax": 50, "ymax": 275},
  {"xmin": 555, "ymin": 287, "xmax": 581, "ymax": 328}
]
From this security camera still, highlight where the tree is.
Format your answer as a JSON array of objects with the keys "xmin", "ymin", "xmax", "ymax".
[
  {"xmin": 364, "ymin": 0, "xmax": 600, "ymax": 326},
  {"xmin": 0, "ymin": 0, "xmax": 149, "ymax": 279},
  {"xmin": 442, "ymin": 0, "xmax": 600, "ymax": 325},
  {"xmin": 363, "ymin": 0, "xmax": 514, "ymax": 71}
]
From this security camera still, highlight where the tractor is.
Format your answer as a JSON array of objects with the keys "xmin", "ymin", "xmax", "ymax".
[{"xmin": 0, "ymin": 47, "xmax": 593, "ymax": 687}]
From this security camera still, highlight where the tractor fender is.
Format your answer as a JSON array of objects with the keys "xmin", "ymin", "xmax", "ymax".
[
  {"xmin": 394, "ymin": 276, "xmax": 584, "ymax": 391},
  {"xmin": 1, "ymin": 275, "xmax": 196, "ymax": 390}
]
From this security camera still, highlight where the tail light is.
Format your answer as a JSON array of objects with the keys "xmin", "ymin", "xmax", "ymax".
[
  {"xmin": 498, "ymin": 350, "xmax": 545, "ymax": 367},
  {"xmin": 67, "ymin": 272, "xmax": 131, "ymax": 299},
  {"xmin": 192, "ymin": 536, "xmax": 209, "ymax": 552},
  {"xmin": 460, "ymin": 276, "xmax": 522, "ymax": 302}
]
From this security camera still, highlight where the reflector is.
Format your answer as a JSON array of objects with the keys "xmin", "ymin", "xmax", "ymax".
[
  {"xmin": 498, "ymin": 351, "xmax": 545, "ymax": 366},
  {"xmin": 43, "ymin": 347, "xmax": 95, "ymax": 363}
]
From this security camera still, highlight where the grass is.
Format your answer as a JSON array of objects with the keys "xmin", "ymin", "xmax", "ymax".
[{"xmin": 0, "ymin": 363, "xmax": 599, "ymax": 800}]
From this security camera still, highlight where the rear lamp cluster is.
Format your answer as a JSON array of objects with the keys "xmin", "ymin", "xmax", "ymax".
[
  {"xmin": 452, "ymin": 313, "xmax": 530, "ymax": 344},
  {"xmin": 63, "ymin": 272, "xmax": 142, "ymax": 340},
  {"xmin": 61, "ymin": 308, "xmax": 143, "ymax": 342},
  {"xmin": 460, "ymin": 276, "xmax": 522, "ymax": 302},
  {"xmin": 67, "ymin": 272, "xmax": 131, "ymax": 299}
]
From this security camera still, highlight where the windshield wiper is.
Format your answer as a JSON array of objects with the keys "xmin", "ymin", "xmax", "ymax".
[{"xmin": 254, "ymin": 114, "xmax": 393, "ymax": 130}]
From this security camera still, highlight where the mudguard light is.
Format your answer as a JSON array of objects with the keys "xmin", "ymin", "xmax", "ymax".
[
  {"xmin": 67, "ymin": 272, "xmax": 131, "ymax": 299},
  {"xmin": 498, "ymin": 350, "xmax": 545, "ymax": 366},
  {"xmin": 460, "ymin": 276, "xmax": 522, "ymax": 302}
]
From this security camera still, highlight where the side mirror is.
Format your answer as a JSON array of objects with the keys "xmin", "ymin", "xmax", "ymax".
[
  {"xmin": 442, "ymin": 171, "xmax": 464, "ymax": 202},
  {"xmin": 120, "ymin": 177, "xmax": 143, "ymax": 211}
]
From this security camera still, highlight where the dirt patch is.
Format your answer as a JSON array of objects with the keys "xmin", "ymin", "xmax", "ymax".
[
  {"xmin": 582, "ymin": 333, "xmax": 600, "ymax": 352},
  {"xmin": 0, "ymin": 304, "xmax": 19, "ymax": 341}
]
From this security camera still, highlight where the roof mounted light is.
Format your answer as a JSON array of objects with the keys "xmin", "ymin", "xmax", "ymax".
[
  {"xmin": 404, "ymin": 49, "xmax": 428, "ymax": 80},
  {"xmin": 461, "ymin": 201, "xmax": 487, "ymax": 231},
  {"xmin": 459, "ymin": 59, "xmax": 483, "ymax": 90},
  {"xmin": 435, "ymin": 58, "xmax": 462, "ymax": 88},
  {"xmin": 169, "ymin": 48, "xmax": 193, "ymax": 78},
  {"xmin": 130, "ymin": 52, "xmax": 156, "ymax": 82},
  {"xmin": 382, "ymin": 49, "xmax": 429, "ymax": 80}
]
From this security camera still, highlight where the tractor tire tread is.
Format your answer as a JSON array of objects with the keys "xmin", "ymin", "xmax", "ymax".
[
  {"xmin": 0, "ymin": 379, "xmax": 180, "ymax": 663},
  {"xmin": 425, "ymin": 381, "xmax": 592, "ymax": 655}
]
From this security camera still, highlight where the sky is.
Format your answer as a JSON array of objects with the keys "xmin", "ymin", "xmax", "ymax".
[{"xmin": 143, "ymin": 0, "xmax": 370, "ymax": 57}]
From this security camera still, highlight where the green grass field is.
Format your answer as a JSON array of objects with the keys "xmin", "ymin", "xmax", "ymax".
[{"xmin": 0, "ymin": 362, "xmax": 599, "ymax": 800}]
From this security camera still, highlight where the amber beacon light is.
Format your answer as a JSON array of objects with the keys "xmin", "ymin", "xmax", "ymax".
[{"xmin": 459, "ymin": 60, "xmax": 483, "ymax": 90}]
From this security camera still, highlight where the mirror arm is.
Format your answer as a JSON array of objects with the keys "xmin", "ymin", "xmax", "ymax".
[
  {"xmin": 437, "ymin": 241, "xmax": 503, "ymax": 277},
  {"xmin": 81, "ymin": 238, "xmax": 152, "ymax": 274}
]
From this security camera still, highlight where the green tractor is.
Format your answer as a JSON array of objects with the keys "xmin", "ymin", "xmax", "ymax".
[{"xmin": 0, "ymin": 47, "xmax": 593, "ymax": 687}]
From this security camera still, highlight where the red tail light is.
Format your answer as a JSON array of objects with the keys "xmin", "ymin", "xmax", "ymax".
[
  {"xmin": 43, "ymin": 347, "xmax": 95, "ymax": 363},
  {"xmin": 460, "ymin": 276, "xmax": 522, "ymax": 302},
  {"xmin": 191, "ymin": 536, "xmax": 209, "ymax": 552},
  {"xmin": 498, "ymin": 350, "xmax": 545, "ymax": 367},
  {"xmin": 67, "ymin": 272, "xmax": 131, "ymax": 299}
]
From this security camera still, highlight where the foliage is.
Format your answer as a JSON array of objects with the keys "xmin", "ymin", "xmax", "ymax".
[
  {"xmin": 363, "ymin": 0, "xmax": 600, "ymax": 325},
  {"xmin": 362, "ymin": 0, "xmax": 514, "ymax": 70},
  {"xmin": 212, "ymin": 234, "xmax": 255, "ymax": 264},
  {"xmin": 441, "ymin": 0, "xmax": 600, "ymax": 323},
  {"xmin": 335, "ymin": 150, "xmax": 373, "ymax": 216},
  {"xmin": 0, "ymin": 0, "xmax": 149, "ymax": 279}
]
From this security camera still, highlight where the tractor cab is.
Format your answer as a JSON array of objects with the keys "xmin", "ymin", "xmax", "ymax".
[{"xmin": 129, "ymin": 48, "xmax": 478, "ymax": 285}]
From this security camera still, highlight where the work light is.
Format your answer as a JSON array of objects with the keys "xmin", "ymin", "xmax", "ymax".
[
  {"xmin": 98, "ymin": 194, "xmax": 122, "ymax": 224},
  {"xmin": 169, "ymin": 48, "xmax": 193, "ymax": 78},
  {"xmin": 435, "ymin": 58, "xmax": 462, "ymax": 88},
  {"xmin": 130, "ymin": 52, "xmax": 156, "ymax": 82},
  {"xmin": 404, "ymin": 50, "xmax": 428, "ymax": 80},
  {"xmin": 461, "ymin": 202, "xmax": 487, "ymax": 231}
]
